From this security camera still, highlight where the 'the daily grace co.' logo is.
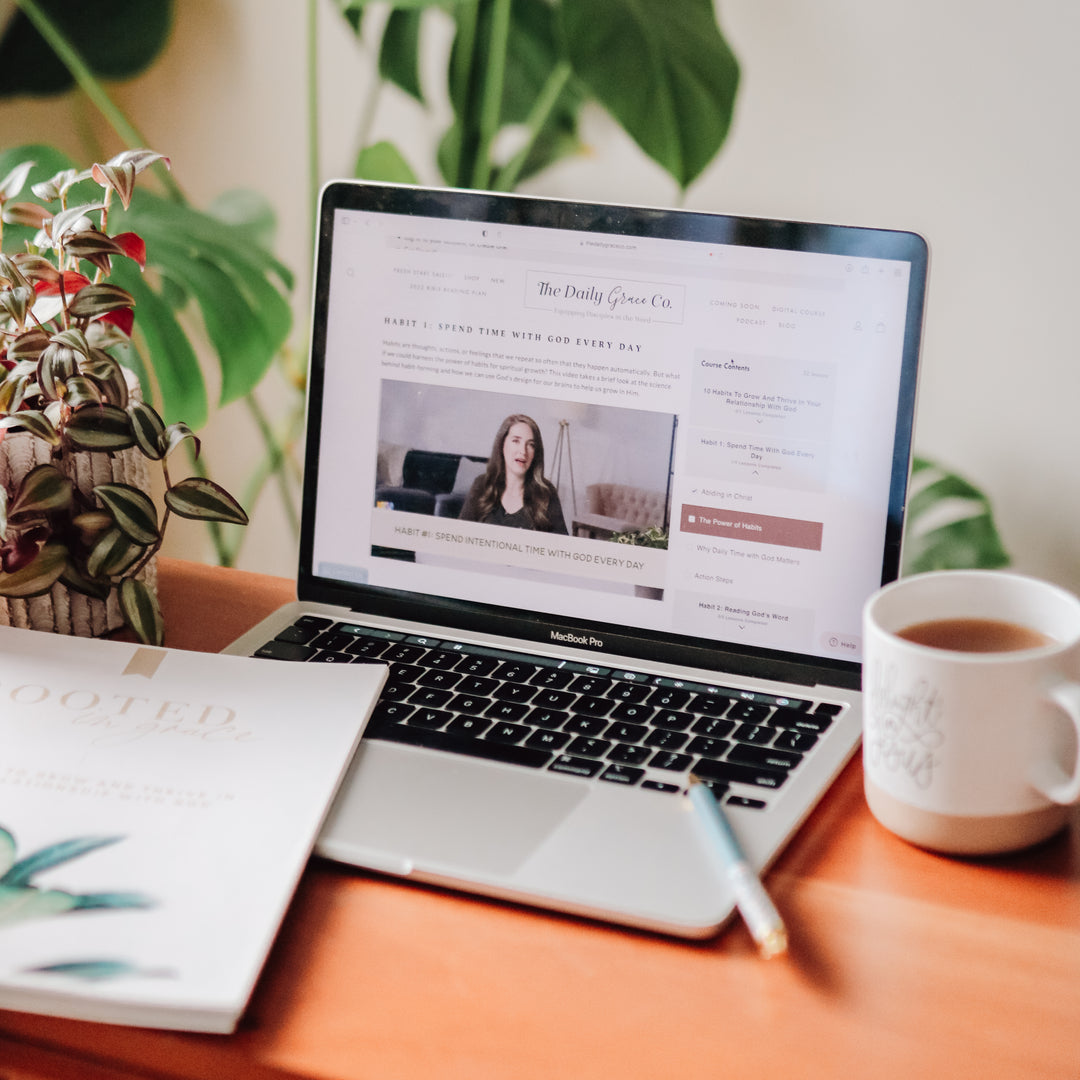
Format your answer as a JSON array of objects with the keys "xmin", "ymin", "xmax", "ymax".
[{"xmin": 526, "ymin": 271, "xmax": 685, "ymax": 322}]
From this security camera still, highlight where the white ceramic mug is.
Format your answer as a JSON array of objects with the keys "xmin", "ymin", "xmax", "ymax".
[{"xmin": 861, "ymin": 570, "xmax": 1080, "ymax": 855}]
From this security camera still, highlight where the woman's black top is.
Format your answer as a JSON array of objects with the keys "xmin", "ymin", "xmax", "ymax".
[{"xmin": 459, "ymin": 478, "xmax": 569, "ymax": 534}]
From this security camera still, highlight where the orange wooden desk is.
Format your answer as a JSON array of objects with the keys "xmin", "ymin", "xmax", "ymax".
[{"xmin": 2, "ymin": 558, "xmax": 1079, "ymax": 1080}]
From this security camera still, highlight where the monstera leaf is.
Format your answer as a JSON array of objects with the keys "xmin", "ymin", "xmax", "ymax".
[
  {"xmin": 560, "ymin": 0, "xmax": 740, "ymax": 189},
  {"xmin": 902, "ymin": 457, "xmax": 1011, "ymax": 575},
  {"xmin": 342, "ymin": 0, "xmax": 740, "ymax": 192}
]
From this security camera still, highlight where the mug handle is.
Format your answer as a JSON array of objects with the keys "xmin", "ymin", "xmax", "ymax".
[{"xmin": 1031, "ymin": 681, "xmax": 1080, "ymax": 804}]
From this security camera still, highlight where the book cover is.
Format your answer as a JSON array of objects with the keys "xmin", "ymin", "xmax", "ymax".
[{"xmin": 0, "ymin": 626, "xmax": 385, "ymax": 1032}]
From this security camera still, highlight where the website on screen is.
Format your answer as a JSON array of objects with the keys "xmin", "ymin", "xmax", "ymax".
[{"xmin": 311, "ymin": 208, "xmax": 912, "ymax": 663}]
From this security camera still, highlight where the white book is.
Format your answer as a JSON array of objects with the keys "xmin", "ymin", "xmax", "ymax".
[{"xmin": 0, "ymin": 625, "xmax": 385, "ymax": 1033}]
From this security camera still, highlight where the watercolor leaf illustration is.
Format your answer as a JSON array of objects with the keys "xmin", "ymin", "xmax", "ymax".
[
  {"xmin": 0, "ymin": 827, "xmax": 14, "ymax": 876},
  {"xmin": 24, "ymin": 959, "xmax": 175, "ymax": 983},
  {"xmin": 0, "ymin": 826, "xmax": 154, "ymax": 928}
]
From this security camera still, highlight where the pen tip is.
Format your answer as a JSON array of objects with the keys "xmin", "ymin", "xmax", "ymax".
[{"xmin": 758, "ymin": 926, "xmax": 788, "ymax": 960}]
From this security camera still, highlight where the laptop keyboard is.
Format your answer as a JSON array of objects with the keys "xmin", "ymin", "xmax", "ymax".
[{"xmin": 253, "ymin": 615, "xmax": 843, "ymax": 806}]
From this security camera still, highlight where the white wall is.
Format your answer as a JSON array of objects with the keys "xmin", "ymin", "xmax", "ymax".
[{"xmin": 4, "ymin": 1, "xmax": 1077, "ymax": 590}]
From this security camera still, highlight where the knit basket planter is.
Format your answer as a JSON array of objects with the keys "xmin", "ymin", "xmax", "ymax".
[{"xmin": 0, "ymin": 430, "xmax": 158, "ymax": 637}]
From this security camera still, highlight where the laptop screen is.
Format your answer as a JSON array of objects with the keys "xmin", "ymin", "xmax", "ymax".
[{"xmin": 300, "ymin": 184, "xmax": 927, "ymax": 689}]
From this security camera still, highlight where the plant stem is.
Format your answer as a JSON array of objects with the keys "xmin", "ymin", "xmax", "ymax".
[
  {"xmin": 180, "ymin": 442, "xmax": 231, "ymax": 565},
  {"xmin": 124, "ymin": 456, "xmax": 173, "ymax": 581},
  {"xmin": 245, "ymin": 393, "xmax": 301, "ymax": 532},
  {"xmin": 222, "ymin": 408, "xmax": 304, "ymax": 567},
  {"xmin": 497, "ymin": 60, "xmax": 572, "ymax": 191},
  {"xmin": 126, "ymin": 504, "xmax": 170, "ymax": 582},
  {"xmin": 447, "ymin": 1, "xmax": 479, "ymax": 187},
  {"xmin": 353, "ymin": 42, "xmax": 385, "ymax": 164},
  {"xmin": 93, "ymin": 187, "xmax": 112, "ymax": 284},
  {"xmin": 14, "ymin": 0, "xmax": 184, "ymax": 203},
  {"xmin": 471, "ymin": 0, "xmax": 512, "ymax": 189}
]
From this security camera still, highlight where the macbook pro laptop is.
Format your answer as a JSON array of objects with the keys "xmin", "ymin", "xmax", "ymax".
[{"xmin": 225, "ymin": 182, "xmax": 928, "ymax": 938}]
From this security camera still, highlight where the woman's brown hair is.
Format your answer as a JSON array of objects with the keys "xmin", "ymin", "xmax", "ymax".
[{"xmin": 473, "ymin": 414, "xmax": 559, "ymax": 529}]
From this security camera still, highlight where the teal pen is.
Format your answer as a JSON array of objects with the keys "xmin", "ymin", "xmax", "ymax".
[{"xmin": 687, "ymin": 774, "xmax": 788, "ymax": 958}]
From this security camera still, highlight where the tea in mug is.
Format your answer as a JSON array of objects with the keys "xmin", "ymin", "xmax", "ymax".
[{"xmin": 896, "ymin": 617, "xmax": 1051, "ymax": 653}]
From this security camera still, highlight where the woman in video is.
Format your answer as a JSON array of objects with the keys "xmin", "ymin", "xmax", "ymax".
[{"xmin": 459, "ymin": 414, "xmax": 569, "ymax": 533}]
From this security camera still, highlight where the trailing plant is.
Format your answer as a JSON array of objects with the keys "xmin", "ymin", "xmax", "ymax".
[
  {"xmin": 0, "ymin": 150, "xmax": 249, "ymax": 645},
  {"xmin": 0, "ymin": 142, "xmax": 295, "ymax": 474},
  {"xmin": 334, "ymin": 0, "xmax": 741, "ymax": 194}
]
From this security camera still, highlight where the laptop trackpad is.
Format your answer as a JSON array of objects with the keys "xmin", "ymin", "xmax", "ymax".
[{"xmin": 317, "ymin": 741, "xmax": 590, "ymax": 876}]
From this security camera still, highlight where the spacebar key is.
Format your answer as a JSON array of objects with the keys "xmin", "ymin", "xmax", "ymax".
[
  {"xmin": 691, "ymin": 758, "xmax": 790, "ymax": 790},
  {"xmin": 371, "ymin": 722, "xmax": 553, "ymax": 769}
]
